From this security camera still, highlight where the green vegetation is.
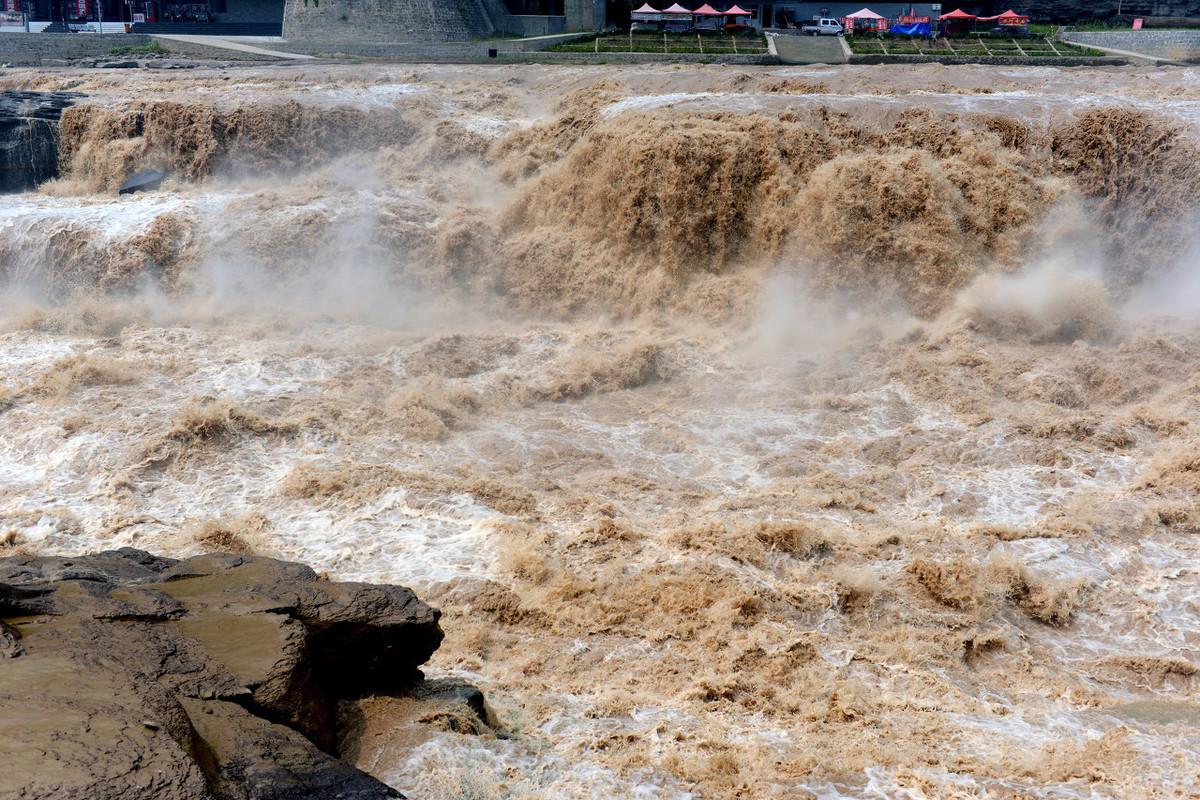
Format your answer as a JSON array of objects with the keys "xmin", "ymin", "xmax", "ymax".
[
  {"xmin": 845, "ymin": 34, "xmax": 1104, "ymax": 58},
  {"xmin": 108, "ymin": 41, "xmax": 169, "ymax": 56},
  {"xmin": 551, "ymin": 30, "xmax": 767, "ymax": 55}
]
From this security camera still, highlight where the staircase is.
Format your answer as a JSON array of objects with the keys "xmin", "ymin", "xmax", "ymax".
[{"xmin": 130, "ymin": 21, "xmax": 282, "ymax": 35}]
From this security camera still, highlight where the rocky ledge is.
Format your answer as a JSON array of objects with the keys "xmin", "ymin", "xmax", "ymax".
[
  {"xmin": 0, "ymin": 91, "xmax": 83, "ymax": 194},
  {"xmin": 0, "ymin": 549, "xmax": 452, "ymax": 800}
]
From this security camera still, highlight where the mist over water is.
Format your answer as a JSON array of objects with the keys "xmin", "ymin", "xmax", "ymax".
[{"xmin": 2, "ymin": 63, "xmax": 1200, "ymax": 798}]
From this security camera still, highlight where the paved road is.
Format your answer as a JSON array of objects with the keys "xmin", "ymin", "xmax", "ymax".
[{"xmin": 771, "ymin": 32, "xmax": 846, "ymax": 64}]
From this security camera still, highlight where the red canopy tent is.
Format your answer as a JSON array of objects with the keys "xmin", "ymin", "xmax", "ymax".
[
  {"xmin": 631, "ymin": 2, "xmax": 662, "ymax": 22},
  {"xmin": 937, "ymin": 7, "xmax": 976, "ymax": 33},
  {"xmin": 692, "ymin": 4, "xmax": 722, "ymax": 29},
  {"xmin": 723, "ymin": 4, "xmax": 750, "ymax": 28},
  {"xmin": 979, "ymin": 9, "xmax": 1030, "ymax": 24},
  {"xmin": 845, "ymin": 7, "xmax": 888, "ymax": 31}
]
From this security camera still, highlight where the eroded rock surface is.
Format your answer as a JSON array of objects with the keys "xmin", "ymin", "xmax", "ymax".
[
  {"xmin": 0, "ymin": 548, "xmax": 444, "ymax": 800},
  {"xmin": 0, "ymin": 91, "xmax": 82, "ymax": 193}
]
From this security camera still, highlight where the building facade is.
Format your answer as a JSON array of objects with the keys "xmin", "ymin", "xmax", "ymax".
[
  {"xmin": 282, "ymin": 0, "xmax": 603, "ymax": 40},
  {"xmin": 734, "ymin": 2, "xmax": 937, "ymax": 28}
]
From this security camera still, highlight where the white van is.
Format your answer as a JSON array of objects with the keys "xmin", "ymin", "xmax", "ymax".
[{"xmin": 801, "ymin": 18, "xmax": 844, "ymax": 35}]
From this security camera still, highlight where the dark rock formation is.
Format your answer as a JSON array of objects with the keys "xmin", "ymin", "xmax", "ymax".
[
  {"xmin": 0, "ymin": 548, "xmax": 446, "ymax": 800},
  {"xmin": 0, "ymin": 91, "xmax": 83, "ymax": 194}
]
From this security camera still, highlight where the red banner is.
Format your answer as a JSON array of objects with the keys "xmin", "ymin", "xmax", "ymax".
[
  {"xmin": 75, "ymin": 0, "xmax": 88, "ymax": 16},
  {"xmin": 899, "ymin": 15, "xmax": 930, "ymax": 23},
  {"xmin": 4, "ymin": 0, "xmax": 16, "ymax": 13}
]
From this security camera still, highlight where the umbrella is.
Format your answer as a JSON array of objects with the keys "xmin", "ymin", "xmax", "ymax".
[{"xmin": 118, "ymin": 169, "xmax": 166, "ymax": 195}]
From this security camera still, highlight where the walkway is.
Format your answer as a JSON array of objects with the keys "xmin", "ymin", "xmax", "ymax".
[
  {"xmin": 151, "ymin": 34, "xmax": 315, "ymax": 60},
  {"xmin": 771, "ymin": 32, "xmax": 846, "ymax": 64},
  {"xmin": 1060, "ymin": 40, "xmax": 1170, "ymax": 65}
]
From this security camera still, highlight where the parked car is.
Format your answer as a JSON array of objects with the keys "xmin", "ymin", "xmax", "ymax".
[{"xmin": 801, "ymin": 18, "xmax": 844, "ymax": 35}]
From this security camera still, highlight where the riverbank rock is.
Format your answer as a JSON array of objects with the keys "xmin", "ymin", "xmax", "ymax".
[
  {"xmin": 0, "ymin": 548, "xmax": 446, "ymax": 800},
  {"xmin": 0, "ymin": 91, "xmax": 83, "ymax": 193}
]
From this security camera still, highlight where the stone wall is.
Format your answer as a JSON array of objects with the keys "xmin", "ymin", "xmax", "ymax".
[
  {"xmin": 1017, "ymin": 1, "xmax": 1200, "ymax": 20},
  {"xmin": 1063, "ymin": 29, "xmax": 1200, "ymax": 61},
  {"xmin": 563, "ymin": 0, "xmax": 602, "ymax": 32},
  {"xmin": 280, "ymin": 0, "xmax": 604, "ymax": 42},
  {"xmin": 515, "ymin": 49, "xmax": 779, "ymax": 63},
  {"xmin": 273, "ymin": 29, "xmax": 588, "ymax": 55},
  {"xmin": 849, "ymin": 53, "xmax": 1128, "ymax": 66},
  {"xmin": 0, "ymin": 33, "xmax": 155, "ymax": 65},
  {"xmin": 282, "ymin": 0, "xmax": 496, "ymax": 42}
]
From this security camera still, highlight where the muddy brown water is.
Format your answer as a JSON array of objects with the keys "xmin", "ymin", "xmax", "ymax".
[{"xmin": 1, "ymin": 62, "xmax": 1199, "ymax": 798}]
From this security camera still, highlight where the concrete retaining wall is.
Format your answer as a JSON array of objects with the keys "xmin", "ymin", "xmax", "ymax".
[
  {"xmin": 1062, "ymin": 30, "xmax": 1200, "ymax": 61},
  {"xmin": 271, "ymin": 37, "xmax": 776, "ymax": 61},
  {"xmin": 274, "ymin": 30, "xmax": 588, "ymax": 56},
  {"xmin": 849, "ymin": 53, "xmax": 1127, "ymax": 66},
  {"xmin": 0, "ymin": 33, "xmax": 156, "ymax": 65},
  {"xmin": 506, "ymin": 50, "xmax": 779, "ymax": 63}
]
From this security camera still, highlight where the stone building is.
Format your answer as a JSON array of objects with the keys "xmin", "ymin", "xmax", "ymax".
[
  {"xmin": 736, "ymin": 2, "xmax": 938, "ymax": 29},
  {"xmin": 282, "ymin": 0, "xmax": 605, "ymax": 40}
]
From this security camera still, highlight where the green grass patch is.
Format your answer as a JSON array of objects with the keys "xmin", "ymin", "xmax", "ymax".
[
  {"xmin": 551, "ymin": 31, "xmax": 767, "ymax": 54},
  {"xmin": 108, "ymin": 41, "xmax": 169, "ymax": 56},
  {"xmin": 846, "ymin": 33, "xmax": 1107, "ymax": 58}
]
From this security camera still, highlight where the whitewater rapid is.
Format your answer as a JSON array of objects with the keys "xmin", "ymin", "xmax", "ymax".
[{"xmin": 2, "ymin": 61, "xmax": 1199, "ymax": 799}]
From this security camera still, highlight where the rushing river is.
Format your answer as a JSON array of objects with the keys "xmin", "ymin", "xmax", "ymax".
[{"xmin": 2, "ymin": 62, "xmax": 1199, "ymax": 798}]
